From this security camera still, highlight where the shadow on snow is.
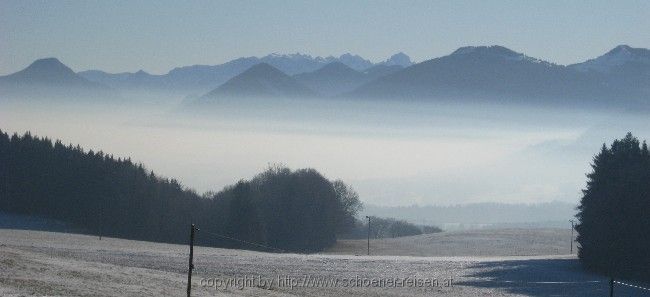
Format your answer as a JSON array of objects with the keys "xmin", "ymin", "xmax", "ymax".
[{"xmin": 457, "ymin": 258, "xmax": 649, "ymax": 297}]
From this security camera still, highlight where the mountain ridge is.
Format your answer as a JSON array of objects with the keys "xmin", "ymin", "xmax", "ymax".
[
  {"xmin": 570, "ymin": 45, "xmax": 650, "ymax": 73},
  {"xmin": 0, "ymin": 58, "xmax": 114, "ymax": 99},
  {"xmin": 77, "ymin": 52, "xmax": 410, "ymax": 94},
  {"xmin": 2, "ymin": 58, "xmax": 103, "ymax": 87},
  {"xmin": 5, "ymin": 45, "xmax": 650, "ymax": 108},
  {"xmin": 344, "ymin": 45, "xmax": 641, "ymax": 107},
  {"xmin": 201, "ymin": 63, "xmax": 315, "ymax": 99},
  {"xmin": 293, "ymin": 62, "xmax": 370, "ymax": 96}
]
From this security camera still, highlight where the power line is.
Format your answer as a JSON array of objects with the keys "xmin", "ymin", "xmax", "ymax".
[{"xmin": 198, "ymin": 229, "xmax": 286, "ymax": 253}]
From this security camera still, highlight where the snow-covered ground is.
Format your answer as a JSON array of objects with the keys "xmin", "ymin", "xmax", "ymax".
[
  {"xmin": 1, "ymin": 229, "xmax": 646, "ymax": 296},
  {"xmin": 327, "ymin": 228, "xmax": 572, "ymax": 257}
]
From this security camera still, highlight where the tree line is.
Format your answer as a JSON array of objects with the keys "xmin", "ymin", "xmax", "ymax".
[
  {"xmin": 0, "ymin": 130, "xmax": 362, "ymax": 252},
  {"xmin": 342, "ymin": 216, "xmax": 442, "ymax": 239},
  {"xmin": 576, "ymin": 133, "xmax": 650, "ymax": 282}
]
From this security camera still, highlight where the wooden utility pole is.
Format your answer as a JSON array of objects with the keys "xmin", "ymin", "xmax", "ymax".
[
  {"xmin": 609, "ymin": 277, "xmax": 614, "ymax": 297},
  {"xmin": 98, "ymin": 201, "xmax": 103, "ymax": 240},
  {"xmin": 187, "ymin": 224, "xmax": 196, "ymax": 297},
  {"xmin": 366, "ymin": 216, "xmax": 371, "ymax": 255},
  {"xmin": 569, "ymin": 219, "xmax": 575, "ymax": 254}
]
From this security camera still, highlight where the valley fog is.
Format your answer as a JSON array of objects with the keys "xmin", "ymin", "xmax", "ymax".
[{"xmin": 1, "ymin": 95, "xmax": 647, "ymax": 206}]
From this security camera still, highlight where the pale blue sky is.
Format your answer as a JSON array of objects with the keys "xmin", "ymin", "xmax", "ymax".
[{"xmin": 1, "ymin": 0, "xmax": 649, "ymax": 75}]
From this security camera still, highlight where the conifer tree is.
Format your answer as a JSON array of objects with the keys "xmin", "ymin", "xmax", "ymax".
[{"xmin": 576, "ymin": 133, "xmax": 650, "ymax": 281}]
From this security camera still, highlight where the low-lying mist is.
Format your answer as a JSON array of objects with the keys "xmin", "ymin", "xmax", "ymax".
[{"xmin": 2, "ymin": 93, "xmax": 648, "ymax": 207}]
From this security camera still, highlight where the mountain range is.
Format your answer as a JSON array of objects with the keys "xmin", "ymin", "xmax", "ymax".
[
  {"xmin": 2, "ymin": 45, "xmax": 649, "ymax": 108},
  {"xmin": 198, "ymin": 45, "xmax": 649, "ymax": 107},
  {"xmin": 348, "ymin": 45, "xmax": 649, "ymax": 107},
  {"xmin": 75, "ymin": 52, "xmax": 413, "ymax": 95},
  {"xmin": 347, "ymin": 46, "xmax": 620, "ymax": 105},
  {"xmin": 200, "ymin": 60, "xmax": 409, "ymax": 100}
]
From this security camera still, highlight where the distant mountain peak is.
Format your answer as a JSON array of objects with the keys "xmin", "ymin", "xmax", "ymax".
[
  {"xmin": 571, "ymin": 45, "xmax": 650, "ymax": 73},
  {"xmin": 295, "ymin": 61, "xmax": 361, "ymax": 78},
  {"xmin": 293, "ymin": 62, "xmax": 365, "ymax": 97},
  {"xmin": 604, "ymin": 44, "xmax": 649, "ymax": 59},
  {"xmin": 30, "ymin": 57, "xmax": 66, "ymax": 67},
  {"xmin": 383, "ymin": 52, "xmax": 413, "ymax": 67},
  {"xmin": 336, "ymin": 53, "xmax": 373, "ymax": 71},
  {"xmin": 213, "ymin": 62, "xmax": 289, "ymax": 81},
  {"xmin": 608, "ymin": 44, "xmax": 633, "ymax": 54},
  {"xmin": 2, "ymin": 57, "xmax": 90, "ymax": 84},
  {"xmin": 318, "ymin": 61, "xmax": 356, "ymax": 72},
  {"xmin": 339, "ymin": 53, "xmax": 362, "ymax": 59},
  {"xmin": 201, "ymin": 63, "xmax": 315, "ymax": 99},
  {"xmin": 451, "ymin": 45, "xmax": 550, "ymax": 65},
  {"xmin": 452, "ymin": 45, "xmax": 520, "ymax": 57},
  {"xmin": 241, "ymin": 62, "xmax": 283, "ymax": 76},
  {"xmin": 22, "ymin": 57, "xmax": 77, "ymax": 76},
  {"xmin": 0, "ymin": 57, "xmax": 113, "ymax": 98}
]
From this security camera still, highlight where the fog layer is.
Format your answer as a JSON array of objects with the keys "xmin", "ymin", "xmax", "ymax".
[{"xmin": 2, "ymin": 95, "xmax": 647, "ymax": 206}]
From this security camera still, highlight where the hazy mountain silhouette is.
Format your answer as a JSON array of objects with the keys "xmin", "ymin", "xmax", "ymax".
[
  {"xmin": 2, "ymin": 58, "xmax": 101, "ymax": 86},
  {"xmin": 77, "ymin": 53, "xmax": 407, "ymax": 95},
  {"xmin": 164, "ymin": 57, "xmax": 261, "ymax": 93},
  {"xmin": 336, "ymin": 53, "xmax": 374, "ymax": 71},
  {"xmin": 262, "ymin": 53, "xmax": 335, "ymax": 74},
  {"xmin": 10, "ymin": 47, "xmax": 648, "ymax": 108},
  {"xmin": 362, "ymin": 64, "xmax": 404, "ymax": 81},
  {"xmin": 570, "ymin": 45, "xmax": 650, "ymax": 73},
  {"xmin": 0, "ymin": 58, "xmax": 113, "ymax": 99},
  {"xmin": 293, "ymin": 62, "xmax": 409, "ymax": 96},
  {"xmin": 294, "ymin": 62, "xmax": 369, "ymax": 96},
  {"xmin": 78, "ymin": 69, "xmax": 164, "ymax": 91},
  {"xmin": 79, "ymin": 70, "xmax": 132, "ymax": 85},
  {"xmin": 346, "ymin": 46, "xmax": 620, "ymax": 107},
  {"xmin": 78, "ymin": 58, "xmax": 257, "ymax": 95},
  {"xmin": 167, "ymin": 53, "xmax": 374, "ymax": 90},
  {"xmin": 201, "ymin": 63, "xmax": 315, "ymax": 99},
  {"xmin": 381, "ymin": 52, "xmax": 413, "ymax": 67},
  {"xmin": 569, "ymin": 45, "xmax": 650, "ymax": 100}
]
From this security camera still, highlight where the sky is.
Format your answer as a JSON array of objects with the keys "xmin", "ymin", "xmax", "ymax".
[{"xmin": 1, "ymin": 0, "xmax": 649, "ymax": 75}]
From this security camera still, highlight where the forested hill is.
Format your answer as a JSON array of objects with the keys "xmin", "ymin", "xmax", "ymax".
[{"xmin": 0, "ymin": 130, "xmax": 361, "ymax": 253}]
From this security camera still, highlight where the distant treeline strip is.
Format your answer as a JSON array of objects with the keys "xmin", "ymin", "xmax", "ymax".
[{"xmin": 0, "ymin": 130, "xmax": 362, "ymax": 252}]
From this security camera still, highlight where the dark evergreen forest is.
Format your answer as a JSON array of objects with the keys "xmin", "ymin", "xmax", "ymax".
[{"xmin": 0, "ymin": 130, "xmax": 361, "ymax": 253}]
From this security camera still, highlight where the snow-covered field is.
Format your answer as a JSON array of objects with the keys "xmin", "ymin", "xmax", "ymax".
[
  {"xmin": 1, "ymin": 228, "xmax": 644, "ymax": 296},
  {"xmin": 327, "ymin": 228, "xmax": 572, "ymax": 257}
]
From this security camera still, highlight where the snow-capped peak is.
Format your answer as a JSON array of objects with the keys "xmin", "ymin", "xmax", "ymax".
[{"xmin": 265, "ymin": 52, "xmax": 315, "ymax": 60}]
